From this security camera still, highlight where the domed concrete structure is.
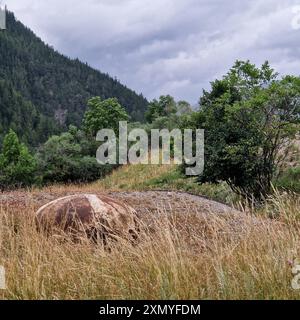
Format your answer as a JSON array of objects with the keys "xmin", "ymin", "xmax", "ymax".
[{"xmin": 35, "ymin": 194, "xmax": 140, "ymax": 243}]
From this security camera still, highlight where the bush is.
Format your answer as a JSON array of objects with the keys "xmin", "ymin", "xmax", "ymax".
[{"xmin": 36, "ymin": 126, "xmax": 114, "ymax": 184}]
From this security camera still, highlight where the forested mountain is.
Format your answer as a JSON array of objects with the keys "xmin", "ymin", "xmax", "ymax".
[{"xmin": 0, "ymin": 11, "xmax": 148, "ymax": 146}]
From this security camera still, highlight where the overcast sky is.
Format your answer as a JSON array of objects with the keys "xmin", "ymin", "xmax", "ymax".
[{"xmin": 4, "ymin": 0, "xmax": 300, "ymax": 104}]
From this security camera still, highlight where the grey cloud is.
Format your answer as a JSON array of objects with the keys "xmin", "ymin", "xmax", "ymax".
[{"xmin": 6, "ymin": 0, "xmax": 300, "ymax": 103}]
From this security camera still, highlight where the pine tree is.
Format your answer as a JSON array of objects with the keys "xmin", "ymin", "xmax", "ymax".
[{"xmin": 0, "ymin": 129, "xmax": 37, "ymax": 189}]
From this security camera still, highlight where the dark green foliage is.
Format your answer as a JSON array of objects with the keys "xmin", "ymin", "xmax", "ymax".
[
  {"xmin": 0, "ymin": 11, "xmax": 148, "ymax": 146},
  {"xmin": 0, "ymin": 129, "xmax": 37, "ymax": 189},
  {"xmin": 83, "ymin": 97, "xmax": 129, "ymax": 136},
  {"xmin": 191, "ymin": 61, "xmax": 300, "ymax": 200},
  {"xmin": 177, "ymin": 100, "xmax": 193, "ymax": 115},
  {"xmin": 0, "ymin": 80, "xmax": 59, "ymax": 147},
  {"xmin": 36, "ymin": 126, "xmax": 114, "ymax": 184},
  {"xmin": 145, "ymin": 95, "xmax": 177, "ymax": 123}
]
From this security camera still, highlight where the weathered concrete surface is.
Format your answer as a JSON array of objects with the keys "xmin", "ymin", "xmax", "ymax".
[{"xmin": 35, "ymin": 194, "xmax": 139, "ymax": 242}]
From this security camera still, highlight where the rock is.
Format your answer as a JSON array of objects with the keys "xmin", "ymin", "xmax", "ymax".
[{"xmin": 35, "ymin": 194, "xmax": 140, "ymax": 243}]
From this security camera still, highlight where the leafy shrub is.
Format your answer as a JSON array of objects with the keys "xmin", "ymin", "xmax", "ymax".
[{"xmin": 36, "ymin": 126, "xmax": 114, "ymax": 184}]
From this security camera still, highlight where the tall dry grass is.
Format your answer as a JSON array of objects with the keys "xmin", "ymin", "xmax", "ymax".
[{"xmin": 0, "ymin": 192, "xmax": 300, "ymax": 300}]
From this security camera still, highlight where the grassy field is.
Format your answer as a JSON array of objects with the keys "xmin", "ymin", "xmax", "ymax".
[
  {"xmin": 0, "ymin": 164, "xmax": 300, "ymax": 300},
  {"xmin": 48, "ymin": 163, "xmax": 236, "ymax": 204}
]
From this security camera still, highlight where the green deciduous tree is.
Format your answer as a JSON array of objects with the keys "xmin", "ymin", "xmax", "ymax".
[
  {"xmin": 192, "ymin": 61, "xmax": 300, "ymax": 201},
  {"xmin": 83, "ymin": 97, "xmax": 129, "ymax": 136},
  {"xmin": 145, "ymin": 95, "xmax": 177, "ymax": 123},
  {"xmin": 177, "ymin": 100, "xmax": 193, "ymax": 115}
]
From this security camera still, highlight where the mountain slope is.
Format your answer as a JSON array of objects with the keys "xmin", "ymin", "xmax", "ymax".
[{"xmin": 0, "ymin": 11, "xmax": 148, "ymax": 145}]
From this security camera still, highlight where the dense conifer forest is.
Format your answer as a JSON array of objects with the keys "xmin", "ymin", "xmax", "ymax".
[{"xmin": 0, "ymin": 11, "xmax": 148, "ymax": 146}]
